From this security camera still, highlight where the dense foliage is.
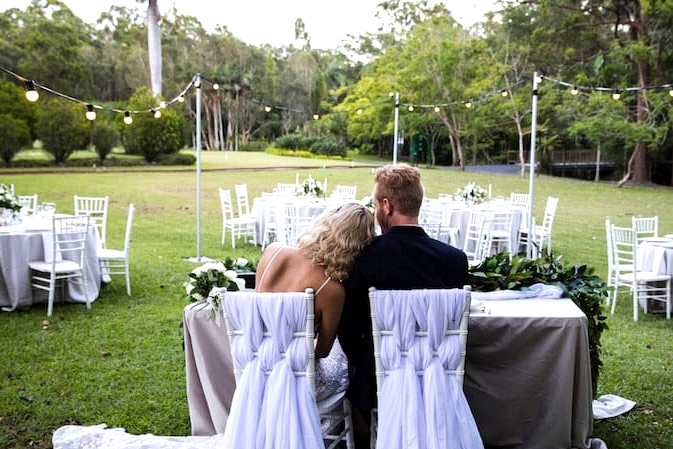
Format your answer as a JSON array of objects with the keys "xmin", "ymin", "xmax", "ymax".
[
  {"xmin": 34, "ymin": 98, "xmax": 89, "ymax": 164},
  {"xmin": 469, "ymin": 252, "xmax": 609, "ymax": 397},
  {"xmin": 2, "ymin": 0, "xmax": 673, "ymax": 184}
]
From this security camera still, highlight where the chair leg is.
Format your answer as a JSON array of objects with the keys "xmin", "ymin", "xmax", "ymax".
[
  {"xmin": 611, "ymin": 286, "xmax": 618, "ymax": 315},
  {"xmin": 125, "ymin": 264, "xmax": 131, "ymax": 296},
  {"xmin": 633, "ymin": 284, "xmax": 639, "ymax": 322},
  {"xmin": 47, "ymin": 274, "xmax": 55, "ymax": 317}
]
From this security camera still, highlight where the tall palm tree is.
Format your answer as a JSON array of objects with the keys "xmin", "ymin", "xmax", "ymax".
[{"xmin": 136, "ymin": 0, "xmax": 162, "ymax": 95}]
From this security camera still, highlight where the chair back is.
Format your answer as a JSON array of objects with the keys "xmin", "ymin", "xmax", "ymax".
[
  {"xmin": 222, "ymin": 288, "xmax": 323, "ymax": 449},
  {"xmin": 122, "ymin": 203, "xmax": 135, "ymax": 256},
  {"xmin": 463, "ymin": 210, "xmax": 493, "ymax": 263},
  {"xmin": 74, "ymin": 195, "xmax": 109, "ymax": 246},
  {"xmin": 218, "ymin": 188, "xmax": 235, "ymax": 220},
  {"xmin": 18, "ymin": 194, "xmax": 38, "ymax": 215},
  {"xmin": 234, "ymin": 184, "xmax": 251, "ymax": 217},
  {"xmin": 540, "ymin": 196, "xmax": 559, "ymax": 231},
  {"xmin": 368, "ymin": 286, "xmax": 483, "ymax": 449},
  {"xmin": 332, "ymin": 185, "xmax": 357, "ymax": 200},
  {"xmin": 51, "ymin": 215, "xmax": 91, "ymax": 267},
  {"xmin": 632, "ymin": 216, "xmax": 658, "ymax": 245},
  {"xmin": 509, "ymin": 192, "xmax": 530, "ymax": 208},
  {"xmin": 276, "ymin": 183, "xmax": 298, "ymax": 197},
  {"xmin": 610, "ymin": 224, "xmax": 636, "ymax": 272}
]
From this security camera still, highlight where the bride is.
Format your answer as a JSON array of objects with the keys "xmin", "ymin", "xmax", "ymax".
[{"xmin": 53, "ymin": 202, "xmax": 376, "ymax": 448}]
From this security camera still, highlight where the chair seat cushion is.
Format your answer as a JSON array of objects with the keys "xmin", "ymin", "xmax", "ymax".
[
  {"xmin": 98, "ymin": 249, "xmax": 125, "ymax": 259},
  {"xmin": 29, "ymin": 260, "xmax": 82, "ymax": 273}
]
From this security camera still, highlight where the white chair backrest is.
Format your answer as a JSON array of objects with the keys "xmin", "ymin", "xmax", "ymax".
[
  {"xmin": 632, "ymin": 216, "xmax": 658, "ymax": 245},
  {"xmin": 541, "ymin": 196, "xmax": 559, "ymax": 230},
  {"xmin": 222, "ymin": 288, "xmax": 323, "ymax": 449},
  {"xmin": 509, "ymin": 192, "xmax": 530, "ymax": 208},
  {"xmin": 463, "ymin": 210, "xmax": 493, "ymax": 262},
  {"xmin": 218, "ymin": 188, "xmax": 235, "ymax": 220},
  {"xmin": 18, "ymin": 194, "xmax": 38, "ymax": 215},
  {"xmin": 332, "ymin": 185, "xmax": 357, "ymax": 200},
  {"xmin": 610, "ymin": 224, "xmax": 636, "ymax": 271},
  {"xmin": 276, "ymin": 183, "xmax": 298, "ymax": 197},
  {"xmin": 74, "ymin": 195, "xmax": 109, "ymax": 245},
  {"xmin": 368, "ymin": 286, "xmax": 483, "ymax": 449},
  {"xmin": 51, "ymin": 215, "xmax": 91, "ymax": 266},
  {"xmin": 234, "ymin": 184, "xmax": 251, "ymax": 217},
  {"xmin": 122, "ymin": 203, "xmax": 135, "ymax": 255}
]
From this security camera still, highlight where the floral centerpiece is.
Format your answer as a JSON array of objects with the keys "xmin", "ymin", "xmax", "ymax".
[
  {"xmin": 0, "ymin": 183, "xmax": 21, "ymax": 214},
  {"xmin": 185, "ymin": 260, "xmax": 249, "ymax": 322},
  {"xmin": 455, "ymin": 182, "xmax": 487, "ymax": 204},
  {"xmin": 297, "ymin": 176, "xmax": 323, "ymax": 198}
]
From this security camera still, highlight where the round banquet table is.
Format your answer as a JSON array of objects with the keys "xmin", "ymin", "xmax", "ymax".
[{"xmin": 0, "ymin": 216, "xmax": 102, "ymax": 312}]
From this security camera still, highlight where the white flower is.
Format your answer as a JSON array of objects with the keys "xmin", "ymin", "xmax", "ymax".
[{"xmin": 235, "ymin": 257, "xmax": 248, "ymax": 268}]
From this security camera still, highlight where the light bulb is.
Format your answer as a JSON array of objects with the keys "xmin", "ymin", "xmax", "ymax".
[
  {"xmin": 123, "ymin": 111, "xmax": 133, "ymax": 125},
  {"xmin": 407, "ymin": 105, "xmax": 414, "ymax": 112},
  {"xmin": 178, "ymin": 95, "xmax": 185, "ymax": 103},
  {"xmin": 312, "ymin": 113, "xmax": 319, "ymax": 120},
  {"xmin": 153, "ymin": 109, "xmax": 161, "ymax": 118},
  {"xmin": 356, "ymin": 108, "xmax": 363, "ymax": 115},
  {"xmin": 501, "ymin": 90, "xmax": 508, "ymax": 97},
  {"xmin": 85, "ymin": 104, "xmax": 97, "ymax": 121},
  {"xmin": 465, "ymin": 102, "xmax": 472, "ymax": 108},
  {"xmin": 571, "ymin": 86, "xmax": 579, "ymax": 96},
  {"xmin": 434, "ymin": 106, "xmax": 440, "ymax": 112},
  {"xmin": 612, "ymin": 90, "xmax": 621, "ymax": 100},
  {"xmin": 264, "ymin": 105, "xmax": 272, "ymax": 112},
  {"xmin": 212, "ymin": 83, "xmax": 220, "ymax": 91},
  {"xmin": 24, "ymin": 80, "xmax": 39, "ymax": 102},
  {"xmin": 159, "ymin": 101, "xmax": 166, "ymax": 108}
]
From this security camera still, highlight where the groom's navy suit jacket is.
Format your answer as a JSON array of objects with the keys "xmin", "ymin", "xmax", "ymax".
[{"xmin": 337, "ymin": 225, "xmax": 469, "ymax": 411}]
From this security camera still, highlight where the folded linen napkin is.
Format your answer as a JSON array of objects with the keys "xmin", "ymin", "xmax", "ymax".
[{"xmin": 472, "ymin": 282, "xmax": 564, "ymax": 301}]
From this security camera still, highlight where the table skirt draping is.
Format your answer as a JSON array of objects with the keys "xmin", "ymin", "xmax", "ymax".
[
  {"xmin": 464, "ymin": 299, "xmax": 593, "ymax": 449},
  {"xmin": 0, "ymin": 225, "xmax": 102, "ymax": 312},
  {"xmin": 183, "ymin": 298, "xmax": 595, "ymax": 449}
]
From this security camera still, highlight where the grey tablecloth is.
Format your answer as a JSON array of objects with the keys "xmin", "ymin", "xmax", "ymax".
[
  {"xmin": 183, "ymin": 298, "xmax": 594, "ymax": 449},
  {"xmin": 0, "ymin": 221, "xmax": 102, "ymax": 312}
]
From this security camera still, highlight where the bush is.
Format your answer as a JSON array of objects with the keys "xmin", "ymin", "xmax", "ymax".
[
  {"xmin": 156, "ymin": 152, "xmax": 196, "ymax": 165},
  {"xmin": 310, "ymin": 138, "xmax": 347, "ymax": 158},
  {"xmin": 0, "ymin": 114, "xmax": 32, "ymax": 164},
  {"xmin": 468, "ymin": 251, "xmax": 609, "ymax": 397},
  {"xmin": 91, "ymin": 121, "xmax": 119, "ymax": 161},
  {"xmin": 35, "ymin": 98, "xmax": 89, "ymax": 164},
  {"xmin": 120, "ymin": 86, "xmax": 183, "ymax": 163}
]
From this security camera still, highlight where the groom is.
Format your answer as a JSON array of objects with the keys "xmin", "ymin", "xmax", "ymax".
[{"xmin": 337, "ymin": 163, "xmax": 469, "ymax": 446}]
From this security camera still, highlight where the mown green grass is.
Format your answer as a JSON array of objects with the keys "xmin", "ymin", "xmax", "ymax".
[{"xmin": 1, "ymin": 150, "xmax": 672, "ymax": 448}]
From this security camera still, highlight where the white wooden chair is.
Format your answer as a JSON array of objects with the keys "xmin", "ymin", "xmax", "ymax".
[
  {"xmin": 29, "ymin": 215, "xmax": 91, "ymax": 316},
  {"xmin": 368, "ymin": 286, "xmax": 483, "ymax": 449},
  {"xmin": 488, "ymin": 209, "xmax": 516, "ymax": 255},
  {"xmin": 610, "ymin": 223, "xmax": 671, "ymax": 320},
  {"xmin": 98, "ymin": 203, "xmax": 135, "ymax": 296},
  {"xmin": 218, "ymin": 188, "xmax": 256, "ymax": 248},
  {"xmin": 276, "ymin": 182, "xmax": 298, "ymax": 197},
  {"xmin": 222, "ymin": 289, "xmax": 355, "ymax": 449},
  {"xmin": 74, "ymin": 195, "xmax": 109, "ymax": 248}
]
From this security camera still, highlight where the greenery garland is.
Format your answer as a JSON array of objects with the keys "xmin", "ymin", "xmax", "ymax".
[{"xmin": 469, "ymin": 252, "xmax": 609, "ymax": 397}]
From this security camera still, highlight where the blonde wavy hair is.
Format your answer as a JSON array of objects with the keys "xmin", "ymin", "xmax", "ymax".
[{"xmin": 297, "ymin": 202, "xmax": 376, "ymax": 281}]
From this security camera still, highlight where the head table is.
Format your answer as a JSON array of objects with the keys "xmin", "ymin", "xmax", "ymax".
[
  {"xmin": 0, "ymin": 215, "xmax": 103, "ymax": 312},
  {"xmin": 183, "ymin": 295, "xmax": 597, "ymax": 449}
]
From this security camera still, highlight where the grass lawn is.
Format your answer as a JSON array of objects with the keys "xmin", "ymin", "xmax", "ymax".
[{"xmin": 1, "ymin": 150, "xmax": 672, "ymax": 448}]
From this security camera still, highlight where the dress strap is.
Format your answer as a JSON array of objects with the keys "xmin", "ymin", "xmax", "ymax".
[
  {"xmin": 256, "ymin": 245, "xmax": 285, "ymax": 291},
  {"xmin": 314, "ymin": 276, "xmax": 331, "ymax": 296}
]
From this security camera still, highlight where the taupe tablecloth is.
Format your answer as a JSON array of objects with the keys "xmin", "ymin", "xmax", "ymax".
[
  {"xmin": 0, "ymin": 220, "xmax": 102, "ymax": 312},
  {"xmin": 183, "ymin": 298, "xmax": 594, "ymax": 449}
]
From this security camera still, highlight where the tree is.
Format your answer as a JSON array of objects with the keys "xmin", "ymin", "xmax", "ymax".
[
  {"xmin": 0, "ymin": 114, "xmax": 31, "ymax": 164},
  {"xmin": 120, "ymin": 86, "xmax": 182, "ymax": 162},
  {"xmin": 35, "ymin": 98, "xmax": 89, "ymax": 164}
]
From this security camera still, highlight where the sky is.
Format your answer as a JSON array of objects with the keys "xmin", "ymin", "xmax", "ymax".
[{"xmin": 3, "ymin": 0, "xmax": 498, "ymax": 49}]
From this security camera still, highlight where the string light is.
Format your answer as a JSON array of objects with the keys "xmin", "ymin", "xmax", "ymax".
[
  {"xmin": 356, "ymin": 108, "xmax": 363, "ymax": 115},
  {"xmin": 312, "ymin": 113, "xmax": 319, "ymax": 120},
  {"xmin": 465, "ymin": 101, "xmax": 472, "ymax": 108},
  {"xmin": 669, "ymin": 89, "xmax": 673, "ymax": 97},
  {"xmin": 434, "ymin": 106, "xmax": 440, "ymax": 112},
  {"xmin": 612, "ymin": 90, "xmax": 621, "ymax": 100},
  {"xmin": 407, "ymin": 105, "xmax": 414, "ymax": 111},
  {"xmin": 24, "ymin": 80, "xmax": 39, "ymax": 102},
  {"xmin": 264, "ymin": 105, "xmax": 272, "ymax": 112},
  {"xmin": 85, "ymin": 104, "xmax": 97, "ymax": 121},
  {"xmin": 571, "ymin": 86, "xmax": 579, "ymax": 96},
  {"xmin": 153, "ymin": 109, "xmax": 161, "ymax": 118},
  {"xmin": 123, "ymin": 111, "xmax": 132, "ymax": 125},
  {"xmin": 501, "ymin": 90, "xmax": 508, "ymax": 97},
  {"xmin": 159, "ymin": 100, "xmax": 166, "ymax": 108},
  {"xmin": 212, "ymin": 83, "xmax": 219, "ymax": 91},
  {"xmin": 178, "ymin": 95, "xmax": 185, "ymax": 103}
]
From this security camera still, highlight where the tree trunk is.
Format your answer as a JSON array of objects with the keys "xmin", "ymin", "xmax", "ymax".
[
  {"xmin": 594, "ymin": 142, "xmax": 601, "ymax": 182},
  {"xmin": 146, "ymin": 0, "xmax": 162, "ymax": 96}
]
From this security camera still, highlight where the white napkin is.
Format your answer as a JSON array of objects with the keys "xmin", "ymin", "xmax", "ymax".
[
  {"xmin": 592, "ymin": 394, "xmax": 636, "ymax": 420},
  {"xmin": 472, "ymin": 282, "xmax": 564, "ymax": 301}
]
